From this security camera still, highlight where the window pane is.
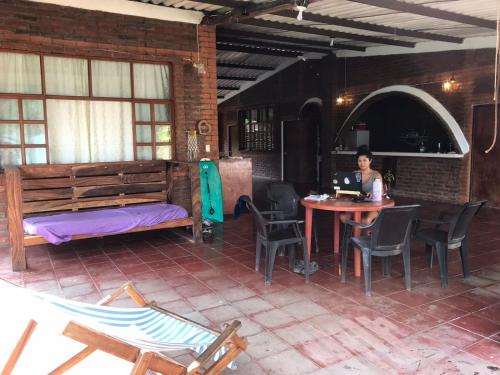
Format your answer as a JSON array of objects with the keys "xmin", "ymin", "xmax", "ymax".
[
  {"xmin": 24, "ymin": 124, "xmax": 45, "ymax": 144},
  {"xmin": 44, "ymin": 56, "xmax": 89, "ymax": 96},
  {"xmin": 155, "ymin": 125, "xmax": 171, "ymax": 143},
  {"xmin": 0, "ymin": 52, "xmax": 42, "ymax": 94},
  {"xmin": 133, "ymin": 63, "xmax": 169, "ymax": 99},
  {"xmin": 25, "ymin": 147, "xmax": 47, "ymax": 164},
  {"xmin": 22, "ymin": 100, "xmax": 44, "ymax": 120},
  {"xmin": 0, "ymin": 124, "xmax": 21, "ymax": 144},
  {"xmin": 136, "ymin": 125, "xmax": 152, "ymax": 143},
  {"xmin": 156, "ymin": 145, "xmax": 172, "ymax": 160},
  {"xmin": 0, "ymin": 99, "xmax": 19, "ymax": 120},
  {"xmin": 154, "ymin": 104, "xmax": 169, "ymax": 122},
  {"xmin": 135, "ymin": 103, "xmax": 150, "ymax": 122},
  {"xmin": 137, "ymin": 146, "xmax": 152, "ymax": 160},
  {"xmin": 92, "ymin": 60, "xmax": 131, "ymax": 98},
  {"xmin": 0, "ymin": 148, "xmax": 21, "ymax": 167}
]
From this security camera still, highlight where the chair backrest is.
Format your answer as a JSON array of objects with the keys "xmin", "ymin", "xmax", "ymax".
[
  {"xmin": 448, "ymin": 200, "xmax": 486, "ymax": 243},
  {"xmin": 370, "ymin": 205, "xmax": 420, "ymax": 251},
  {"xmin": 241, "ymin": 196, "xmax": 269, "ymax": 240},
  {"xmin": 266, "ymin": 182, "xmax": 299, "ymax": 219}
]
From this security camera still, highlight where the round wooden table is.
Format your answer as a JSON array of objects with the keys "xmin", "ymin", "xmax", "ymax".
[{"xmin": 301, "ymin": 197, "xmax": 395, "ymax": 277}]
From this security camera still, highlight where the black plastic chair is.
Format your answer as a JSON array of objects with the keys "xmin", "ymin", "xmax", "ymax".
[
  {"xmin": 341, "ymin": 205, "xmax": 420, "ymax": 296},
  {"xmin": 266, "ymin": 182, "xmax": 319, "ymax": 253},
  {"xmin": 414, "ymin": 200, "xmax": 486, "ymax": 288},
  {"xmin": 242, "ymin": 196, "xmax": 310, "ymax": 285}
]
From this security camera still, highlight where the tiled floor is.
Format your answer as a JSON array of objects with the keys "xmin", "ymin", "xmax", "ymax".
[{"xmin": 2, "ymin": 200, "xmax": 500, "ymax": 374}]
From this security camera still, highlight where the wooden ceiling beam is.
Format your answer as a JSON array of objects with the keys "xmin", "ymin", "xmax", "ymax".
[
  {"xmin": 217, "ymin": 35, "xmax": 334, "ymax": 54},
  {"xmin": 217, "ymin": 75, "xmax": 257, "ymax": 81},
  {"xmin": 203, "ymin": 0, "xmax": 293, "ymax": 25},
  {"xmin": 348, "ymin": 0, "xmax": 496, "ymax": 29},
  {"xmin": 274, "ymin": 9, "xmax": 463, "ymax": 43},
  {"xmin": 217, "ymin": 42, "xmax": 302, "ymax": 57},
  {"xmin": 217, "ymin": 62, "xmax": 275, "ymax": 70},
  {"xmin": 217, "ymin": 28, "xmax": 366, "ymax": 52},
  {"xmin": 241, "ymin": 18, "xmax": 415, "ymax": 48}
]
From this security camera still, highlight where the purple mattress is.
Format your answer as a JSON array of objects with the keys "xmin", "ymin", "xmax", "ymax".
[{"xmin": 23, "ymin": 203, "xmax": 189, "ymax": 245}]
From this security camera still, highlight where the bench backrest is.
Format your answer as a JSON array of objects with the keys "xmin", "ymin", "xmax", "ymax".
[{"xmin": 13, "ymin": 161, "xmax": 173, "ymax": 216}]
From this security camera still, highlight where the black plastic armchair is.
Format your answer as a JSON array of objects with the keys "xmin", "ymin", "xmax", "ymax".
[
  {"xmin": 341, "ymin": 205, "xmax": 420, "ymax": 296},
  {"xmin": 414, "ymin": 200, "xmax": 486, "ymax": 288},
  {"xmin": 266, "ymin": 182, "xmax": 319, "ymax": 253},
  {"xmin": 242, "ymin": 196, "xmax": 310, "ymax": 285}
]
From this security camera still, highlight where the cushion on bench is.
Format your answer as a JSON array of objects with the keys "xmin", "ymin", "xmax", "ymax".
[{"xmin": 23, "ymin": 203, "xmax": 189, "ymax": 245}]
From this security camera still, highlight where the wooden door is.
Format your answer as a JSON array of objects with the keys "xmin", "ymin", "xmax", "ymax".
[
  {"xmin": 284, "ymin": 120, "xmax": 317, "ymax": 194},
  {"xmin": 471, "ymin": 105, "xmax": 500, "ymax": 207}
]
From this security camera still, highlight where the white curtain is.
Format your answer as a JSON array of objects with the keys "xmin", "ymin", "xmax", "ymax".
[
  {"xmin": 89, "ymin": 101, "xmax": 133, "ymax": 162},
  {"xmin": 133, "ymin": 63, "xmax": 169, "ymax": 99},
  {"xmin": 47, "ymin": 100, "xmax": 133, "ymax": 163},
  {"xmin": 91, "ymin": 60, "xmax": 131, "ymax": 98},
  {"xmin": 44, "ymin": 56, "xmax": 89, "ymax": 96},
  {"xmin": 47, "ymin": 100, "xmax": 90, "ymax": 163},
  {"xmin": 0, "ymin": 52, "xmax": 42, "ymax": 94},
  {"xmin": 0, "ymin": 149, "xmax": 21, "ymax": 168}
]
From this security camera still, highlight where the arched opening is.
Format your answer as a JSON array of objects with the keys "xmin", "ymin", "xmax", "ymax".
[{"xmin": 336, "ymin": 85, "xmax": 469, "ymax": 154}]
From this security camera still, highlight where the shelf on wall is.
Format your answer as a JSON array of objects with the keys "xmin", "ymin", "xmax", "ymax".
[{"xmin": 330, "ymin": 150, "xmax": 465, "ymax": 159}]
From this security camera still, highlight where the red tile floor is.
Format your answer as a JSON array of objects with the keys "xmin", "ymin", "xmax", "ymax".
[{"xmin": 1, "ymin": 200, "xmax": 500, "ymax": 374}]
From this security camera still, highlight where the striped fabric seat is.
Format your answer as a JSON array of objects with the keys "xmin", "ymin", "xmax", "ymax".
[{"xmin": 32, "ymin": 291, "xmax": 233, "ymax": 368}]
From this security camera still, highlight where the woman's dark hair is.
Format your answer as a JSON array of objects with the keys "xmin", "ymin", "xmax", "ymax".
[{"xmin": 356, "ymin": 145, "xmax": 373, "ymax": 160}]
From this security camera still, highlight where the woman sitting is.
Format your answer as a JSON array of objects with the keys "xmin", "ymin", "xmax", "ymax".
[{"xmin": 340, "ymin": 146, "xmax": 383, "ymax": 225}]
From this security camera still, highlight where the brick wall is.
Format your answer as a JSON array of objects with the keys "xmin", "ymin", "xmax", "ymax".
[
  {"xmin": 333, "ymin": 154, "xmax": 463, "ymax": 202},
  {"xmin": 331, "ymin": 49, "xmax": 494, "ymax": 203},
  {"xmin": 220, "ymin": 48, "xmax": 494, "ymax": 203},
  {"xmin": 0, "ymin": 0, "xmax": 217, "ymax": 257}
]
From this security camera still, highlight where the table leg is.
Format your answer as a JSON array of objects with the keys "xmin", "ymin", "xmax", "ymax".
[
  {"xmin": 305, "ymin": 207, "xmax": 312, "ymax": 259},
  {"xmin": 334, "ymin": 212, "xmax": 340, "ymax": 254},
  {"xmin": 353, "ymin": 211, "xmax": 362, "ymax": 277}
]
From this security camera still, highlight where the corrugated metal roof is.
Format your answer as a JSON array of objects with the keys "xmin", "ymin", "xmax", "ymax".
[{"xmin": 209, "ymin": 0, "xmax": 497, "ymax": 102}]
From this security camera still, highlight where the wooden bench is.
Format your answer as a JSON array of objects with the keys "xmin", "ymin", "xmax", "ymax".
[{"xmin": 5, "ymin": 160, "xmax": 202, "ymax": 271}]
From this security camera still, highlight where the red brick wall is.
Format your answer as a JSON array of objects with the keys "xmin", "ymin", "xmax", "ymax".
[
  {"xmin": 333, "ymin": 154, "xmax": 463, "ymax": 202},
  {"xmin": 220, "ymin": 49, "xmax": 494, "ymax": 203},
  {"xmin": 0, "ymin": 0, "xmax": 217, "ymax": 258},
  {"xmin": 331, "ymin": 49, "xmax": 494, "ymax": 203},
  {"xmin": 0, "ymin": 0, "xmax": 218, "ymax": 160}
]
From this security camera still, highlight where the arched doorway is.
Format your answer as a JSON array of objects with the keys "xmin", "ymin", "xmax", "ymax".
[
  {"xmin": 335, "ymin": 85, "xmax": 468, "ymax": 154},
  {"xmin": 283, "ymin": 99, "xmax": 322, "ymax": 194}
]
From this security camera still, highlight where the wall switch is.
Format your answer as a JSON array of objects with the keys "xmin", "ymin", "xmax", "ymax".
[{"xmin": 205, "ymin": 144, "xmax": 211, "ymax": 152}]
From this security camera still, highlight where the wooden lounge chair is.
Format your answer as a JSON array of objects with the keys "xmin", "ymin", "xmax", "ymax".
[{"xmin": 2, "ymin": 281, "xmax": 247, "ymax": 375}]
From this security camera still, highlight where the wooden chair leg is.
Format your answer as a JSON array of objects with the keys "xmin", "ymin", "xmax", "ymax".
[
  {"xmin": 130, "ymin": 352, "xmax": 154, "ymax": 375},
  {"xmin": 1, "ymin": 319, "xmax": 37, "ymax": 375},
  {"xmin": 49, "ymin": 346, "xmax": 96, "ymax": 375}
]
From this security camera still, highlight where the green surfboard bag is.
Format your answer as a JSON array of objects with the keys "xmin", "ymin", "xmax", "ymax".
[{"xmin": 199, "ymin": 160, "xmax": 224, "ymax": 223}]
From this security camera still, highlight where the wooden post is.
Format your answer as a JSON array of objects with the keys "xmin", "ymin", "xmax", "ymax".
[
  {"xmin": 5, "ymin": 168, "xmax": 26, "ymax": 271},
  {"xmin": 1, "ymin": 319, "xmax": 37, "ymax": 375},
  {"xmin": 189, "ymin": 163, "xmax": 202, "ymax": 243}
]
